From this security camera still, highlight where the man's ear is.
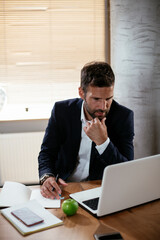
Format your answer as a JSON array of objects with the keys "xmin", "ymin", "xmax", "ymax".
[{"xmin": 78, "ymin": 87, "xmax": 85, "ymax": 100}]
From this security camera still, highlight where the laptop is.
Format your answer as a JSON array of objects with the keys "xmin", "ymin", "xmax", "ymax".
[{"xmin": 70, "ymin": 154, "xmax": 160, "ymax": 217}]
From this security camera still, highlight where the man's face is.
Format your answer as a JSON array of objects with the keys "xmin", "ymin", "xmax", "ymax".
[{"xmin": 79, "ymin": 85, "xmax": 114, "ymax": 121}]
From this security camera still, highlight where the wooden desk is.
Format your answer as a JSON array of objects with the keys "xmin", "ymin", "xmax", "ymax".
[{"xmin": 0, "ymin": 181, "xmax": 160, "ymax": 240}]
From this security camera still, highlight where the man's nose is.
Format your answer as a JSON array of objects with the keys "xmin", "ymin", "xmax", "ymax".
[{"xmin": 100, "ymin": 100, "xmax": 108, "ymax": 110}]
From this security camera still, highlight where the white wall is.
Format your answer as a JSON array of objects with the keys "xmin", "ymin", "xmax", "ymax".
[
  {"xmin": 110, "ymin": 0, "xmax": 160, "ymax": 158},
  {"xmin": 0, "ymin": 132, "xmax": 44, "ymax": 185}
]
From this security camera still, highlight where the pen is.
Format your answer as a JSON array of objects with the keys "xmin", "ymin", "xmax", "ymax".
[{"xmin": 52, "ymin": 174, "xmax": 59, "ymax": 192}]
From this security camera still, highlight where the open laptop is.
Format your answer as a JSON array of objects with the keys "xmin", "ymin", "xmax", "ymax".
[{"xmin": 70, "ymin": 154, "xmax": 160, "ymax": 217}]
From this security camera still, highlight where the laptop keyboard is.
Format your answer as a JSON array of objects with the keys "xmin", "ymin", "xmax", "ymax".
[{"xmin": 82, "ymin": 197, "xmax": 99, "ymax": 210}]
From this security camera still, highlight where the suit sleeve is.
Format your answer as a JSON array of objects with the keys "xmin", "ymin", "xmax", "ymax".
[{"xmin": 38, "ymin": 103, "xmax": 62, "ymax": 178}]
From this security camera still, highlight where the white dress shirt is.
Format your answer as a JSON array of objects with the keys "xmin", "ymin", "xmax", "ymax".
[{"xmin": 67, "ymin": 102, "xmax": 110, "ymax": 182}]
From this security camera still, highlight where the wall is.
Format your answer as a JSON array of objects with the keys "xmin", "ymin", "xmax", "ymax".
[
  {"xmin": 110, "ymin": 0, "xmax": 160, "ymax": 158},
  {"xmin": 0, "ymin": 119, "xmax": 48, "ymax": 133},
  {"xmin": 0, "ymin": 132, "xmax": 44, "ymax": 185}
]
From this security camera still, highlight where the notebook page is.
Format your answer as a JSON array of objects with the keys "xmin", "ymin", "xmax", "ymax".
[
  {"xmin": 0, "ymin": 181, "xmax": 31, "ymax": 207},
  {"xmin": 30, "ymin": 189, "xmax": 60, "ymax": 208}
]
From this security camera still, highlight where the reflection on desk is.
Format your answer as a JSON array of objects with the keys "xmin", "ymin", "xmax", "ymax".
[{"xmin": 0, "ymin": 181, "xmax": 160, "ymax": 240}]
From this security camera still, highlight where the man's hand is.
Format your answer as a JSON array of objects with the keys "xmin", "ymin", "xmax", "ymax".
[
  {"xmin": 83, "ymin": 117, "xmax": 108, "ymax": 145},
  {"xmin": 40, "ymin": 177, "xmax": 68, "ymax": 199}
]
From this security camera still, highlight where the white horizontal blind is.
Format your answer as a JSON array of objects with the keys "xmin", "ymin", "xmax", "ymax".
[{"xmin": 0, "ymin": 0, "xmax": 105, "ymax": 106}]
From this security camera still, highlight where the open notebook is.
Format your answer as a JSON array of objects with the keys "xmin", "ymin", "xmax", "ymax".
[
  {"xmin": 0, "ymin": 181, "xmax": 60, "ymax": 208},
  {"xmin": 70, "ymin": 154, "xmax": 160, "ymax": 217}
]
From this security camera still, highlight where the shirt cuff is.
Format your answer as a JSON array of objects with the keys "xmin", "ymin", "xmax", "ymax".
[{"xmin": 95, "ymin": 138, "xmax": 110, "ymax": 155}]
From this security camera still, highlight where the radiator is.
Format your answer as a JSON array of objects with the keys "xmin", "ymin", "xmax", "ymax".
[{"xmin": 0, "ymin": 132, "xmax": 44, "ymax": 186}]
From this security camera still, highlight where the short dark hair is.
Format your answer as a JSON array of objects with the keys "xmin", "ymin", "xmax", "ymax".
[{"xmin": 80, "ymin": 61, "xmax": 115, "ymax": 93}]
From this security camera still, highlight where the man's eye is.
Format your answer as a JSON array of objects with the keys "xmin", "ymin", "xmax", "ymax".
[{"xmin": 94, "ymin": 98, "xmax": 99, "ymax": 101}]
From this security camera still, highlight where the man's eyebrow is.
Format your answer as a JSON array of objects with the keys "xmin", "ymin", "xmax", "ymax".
[
  {"xmin": 92, "ymin": 96, "xmax": 113, "ymax": 100},
  {"xmin": 106, "ymin": 96, "xmax": 113, "ymax": 100}
]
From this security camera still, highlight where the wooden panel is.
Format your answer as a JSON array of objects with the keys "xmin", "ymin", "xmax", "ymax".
[{"xmin": 0, "ymin": 181, "xmax": 160, "ymax": 239}]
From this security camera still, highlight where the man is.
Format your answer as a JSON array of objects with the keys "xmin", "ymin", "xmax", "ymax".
[{"xmin": 38, "ymin": 61, "xmax": 134, "ymax": 199}]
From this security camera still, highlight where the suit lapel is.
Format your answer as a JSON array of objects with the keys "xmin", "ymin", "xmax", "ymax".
[{"xmin": 71, "ymin": 99, "xmax": 82, "ymax": 157}]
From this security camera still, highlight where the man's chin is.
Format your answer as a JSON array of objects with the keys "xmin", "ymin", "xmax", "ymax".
[
  {"xmin": 93, "ymin": 114, "xmax": 106, "ymax": 121},
  {"xmin": 97, "ymin": 116, "xmax": 106, "ymax": 121}
]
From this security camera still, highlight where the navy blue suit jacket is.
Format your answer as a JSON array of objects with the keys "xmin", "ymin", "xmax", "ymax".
[{"xmin": 38, "ymin": 98, "xmax": 134, "ymax": 180}]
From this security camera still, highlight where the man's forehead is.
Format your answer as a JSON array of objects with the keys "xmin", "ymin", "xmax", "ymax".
[{"xmin": 86, "ymin": 85, "xmax": 114, "ymax": 96}]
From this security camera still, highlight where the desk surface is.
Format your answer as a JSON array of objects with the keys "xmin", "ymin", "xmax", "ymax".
[{"xmin": 0, "ymin": 181, "xmax": 160, "ymax": 240}]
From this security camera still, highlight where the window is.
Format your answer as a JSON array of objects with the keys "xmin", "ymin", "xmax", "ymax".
[{"xmin": 0, "ymin": 0, "xmax": 106, "ymax": 120}]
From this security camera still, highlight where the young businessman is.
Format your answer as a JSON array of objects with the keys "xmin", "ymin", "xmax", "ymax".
[{"xmin": 38, "ymin": 61, "xmax": 134, "ymax": 199}]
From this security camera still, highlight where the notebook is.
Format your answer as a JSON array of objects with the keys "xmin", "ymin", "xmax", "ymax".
[
  {"xmin": 0, "ymin": 181, "xmax": 60, "ymax": 208},
  {"xmin": 70, "ymin": 154, "xmax": 160, "ymax": 217},
  {"xmin": 0, "ymin": 200, "xmax": 63, "ymax": 235}
]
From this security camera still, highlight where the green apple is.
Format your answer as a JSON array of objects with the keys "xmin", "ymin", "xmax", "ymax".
[{"xmin": 62, "ymin": 199, "xmax": 79, "ymax": 216}]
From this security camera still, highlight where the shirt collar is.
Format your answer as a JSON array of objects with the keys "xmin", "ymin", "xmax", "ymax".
[
  {"xmin": 81, "ymin": 101, "xmax": 92, "ymax": 123},
  {"xmin": 81, "ymin": 101, "xmax": 85, "ymax": 123}
]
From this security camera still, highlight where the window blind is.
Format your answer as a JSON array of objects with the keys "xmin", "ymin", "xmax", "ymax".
[{"xmin": 0, "ymin": 0, "xmax": 106, "ymax": 110}]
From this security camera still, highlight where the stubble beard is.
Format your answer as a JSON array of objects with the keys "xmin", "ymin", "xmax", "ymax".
[{"xmin": 84, "ymin": 100, "xmax": 108, "ymax": 121}]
